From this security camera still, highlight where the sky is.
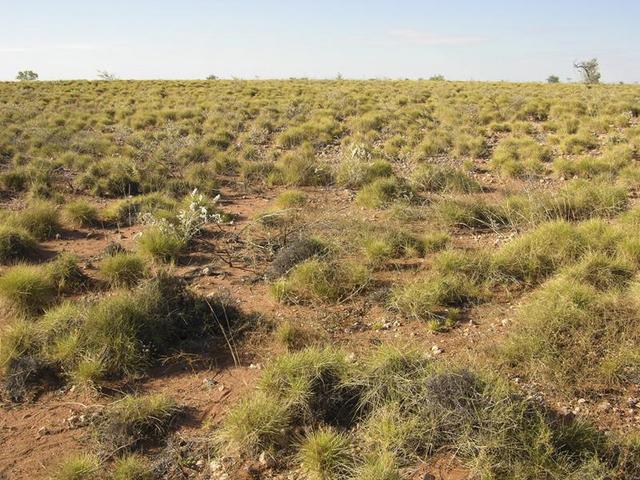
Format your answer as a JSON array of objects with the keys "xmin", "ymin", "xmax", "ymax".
[{"xmin": 1, "ymin": 0, "xmax": 639, "ymax": 82}]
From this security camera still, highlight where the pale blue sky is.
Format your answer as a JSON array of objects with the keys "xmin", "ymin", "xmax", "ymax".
[{"xmin": 1, "ymin": 0, "xmax": 639, "ymax": 82}]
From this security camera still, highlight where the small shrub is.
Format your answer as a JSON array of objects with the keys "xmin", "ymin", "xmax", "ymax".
[
  {"xmin": 0, "ymin": 264, "xmax": 55, "ymax": 315},
  {"xmin": 137, "ymin": 227, "xmax": 185, "ymax": 263},
  {"xmin": 99, "ymin": 253, "xmax": 146, "ymax": 287},
  {"xmin": 491, "ymin": 136, "xmax": 552, "ymax": 177},
  {"xmin": 353, "ymin": 451, "xmax": 402, "ymax": 480},
  {"xmin": 355, "ymin": 177, "xmax": 405, "ymax": 209},
  {"xmin": 267, "ymin": 238, "xmax": 327, "ymax": 279},
  {"xmin": 275, "ymin": 189, "xmax": 308, "ymax": 208},
  {"xmin": 500, "ymin": 277, "xmax": 640, "ymax": 392},
  {"xmin": 46, "ymin": 253, "xmax": 86, "ymax": 293},
  {"xmin": 12, "ymin": 200, "xmax": 61, "ymax": 240},
  {"xmin": 411, "ymin": 164, "xmax": 481, "ymax": 193},
  {"xmin": 112, "ymin": 454, "xmax": 151, "ymax": 480},
  {"xmin": 391, "ymin": 272, "xmax": 483, "ymax": 326},
  {"xmin": 434, "ymin": 198, "xmax": 508, "ymax": 230},
  {"xmin": 275, "ymin": 320, "xmax": 310, "ymax": 351},
  {"xmin": 298, "ymin": 427, "xmax": 352, "ymax": 480},
  {"xmin": 493, "ymin": 221, "xmax": 586, "ymax": 284},
  {"xmin": 104, "ymin": 193, "xmax": 176, "ymax": 226},
  {"xmin": 272, "ymin": 258, "xmax": 369, "ymax": 303},
  {"xmin": 259, "ymin": 347, "xmax": 349, "ymax": 422},
  {"xmin": 63, "ymin": 200, "xmax": 99, "ymax": 228},
  {"xmin": 53, "ymin": 453, "xmax": 100, "ymax": 480},
  {"xmin": 270, "ymin": 146, "xmax": 332, "ymax": 186},
  {"xmin": 422, "ymin": 231, "xmax": 450, "ymax": 253},
  {"xmin": 0, "ymin": 225, "xmax": 37, "ymax": 264},
  {"xmin": 216, "ymin": 392, "xmax": 291, "ymax": 455},
  {"xmin": 95, "ymin": 394, "xmax": 180, "ymax": 451}
]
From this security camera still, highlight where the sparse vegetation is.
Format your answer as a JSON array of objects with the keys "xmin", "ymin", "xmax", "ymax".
[
  {"xmin": 3, "ymin": 78, "xmax": 640, "ymax": 479},
  {"xmin": 98, "ymin": 252, "xmax": 147, "ymax": 287}
]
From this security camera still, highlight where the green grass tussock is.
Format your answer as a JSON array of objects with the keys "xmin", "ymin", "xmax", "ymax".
[
  {"xmin": 0, "ymin": 225, "xmax": 38, "ymax": 264},
  {"xmin": 272, "ymin": 258, "xmax": 370, "ymax": 303}
]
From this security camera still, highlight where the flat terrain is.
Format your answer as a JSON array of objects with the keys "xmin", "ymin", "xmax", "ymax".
[{"xmin": 1, "ymin": 80, "xmax": 640, "ymax": 479}]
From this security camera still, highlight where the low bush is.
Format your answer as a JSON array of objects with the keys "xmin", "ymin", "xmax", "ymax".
[
  {"xmin": 215, "ymin": 346, "xmax": 625, "ymax": 478},
  {"xmin": 336, "ymin": 158, "xmax": 394, "ymax": 189},
  {"xmin": 272, "ymin": 258, "xmax": 370, "ymax": 303},
  {"xmin": 137, "ymin": 227, "xmax": 185, "ymax": 263},
  {"xmin": 298, "ymin": 427, "xmax": 352, "ymax": 480},
  {"xmin": 0, "ymin": 264, "xmax": 56, "ymax": 315},
  {"xmin": 95, "ymin": 393, "xmax": 180, "ymax": 451},
  {"xmin": 391, "ymin": 272, "xmax": 482, "ymax": 328},
  {"xmin": 99, "ymin": 252, "xmax": 147, "ymax": 287},
  {"xmin": 500, "ymin": 277, "xmax": 640, "ymax": 393},
  {"xmin": 0, "ymin": 225, "xmax": 37, "ymax": 264},
  {"xmin": 53, "ymin": 453, "xmax": 100, "ymax": 480},
  {"xmin": 112, "ymin": 454, "xmax": 151, "ymax": 480},
  {"xmin": 434, "ymin": 197, "xmax": 508, "ymax": 230},
  {"xmin": 491, "ymin": 136, "xmax": 552, "ymax": 177},
  {"xmin": 104, "ymin": 193, "xmax": 177, "ymax": 226},
  {"xmin": 264, "ymin": 237, "xmax": 325, "ymax": 279},
  {"xmin": 493, "ymin": 221, "xmax": 585, "ymax": 284},
  {"xmin": 269, "ymin": 145, "xmax": 332, "ymax": 186},
  {"xmin": 355, "ymin": 177, "xmax": 406, "ymax": 209},
  {"xmin": 10, "ymin": 200, "xmax": 61, "ymax": 240},
  {"xmin": 46, "ymin": 253, "xmax": 86, "ymax": 293},
  {"xmin": 63, "ymin": 200, "xmax": 99, "ymax": 228},
  {"xmin": 215, "ymin": 392, "xmax": 291, "ymax": 455},
  {"xmin": 275, "ymin": 189, "xmax": 308, "ymax": 208},
  {"xmin": 411, "ymin": 164, "xmax": 481, "ymax": 193}
]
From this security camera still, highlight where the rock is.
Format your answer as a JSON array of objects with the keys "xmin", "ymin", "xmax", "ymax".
[
  {"xmin": 577, "ymin": 398, "xmax": 587, "ymax": 404},
  {"xmin": 597, "ymin": 401, "xmax": 612, "ymax": 413},
  {"xmin": 431, "ymin": 345, "xmax": 443, "ymax": 355},
  {"xmin": 209, "ymin": 460, "xmax": 229, "ymax": 479},
  {"xmin": 202, "ymin": 378, "xmax": 217, "ymax": 389},
  {"xmin": 258, "ymin": 451, "xmax": 275, "ymax": 468},
  {"xmin": 248, "ymin": 363, "xmax": 262, "ymax": 370},
  {"xmin": 195, "ymin": 459, "xmax": 205, "ymax": 469}
]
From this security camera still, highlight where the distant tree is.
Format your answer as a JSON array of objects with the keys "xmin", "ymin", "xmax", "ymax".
[
  {"xmin": 97, "ymin": 70, "xmax": 117, "ymax": 80},
  {"xmin": 546, "ymin": 75, "xmax": 560, "ymax": 84},
  {"xmin": 573, "ymin": 58, "xmax": 601, "ymax": 84},
  {"xmin": 429, "ymin": 74, "xmax": 445, "ymax": 81},
  {"xmin": 16, "ymin": 70, "xmax": 38, "ymax": 81},
  {"xmin": 206, "ymin": 74, "xmax": 218, "ymax": 80}
]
